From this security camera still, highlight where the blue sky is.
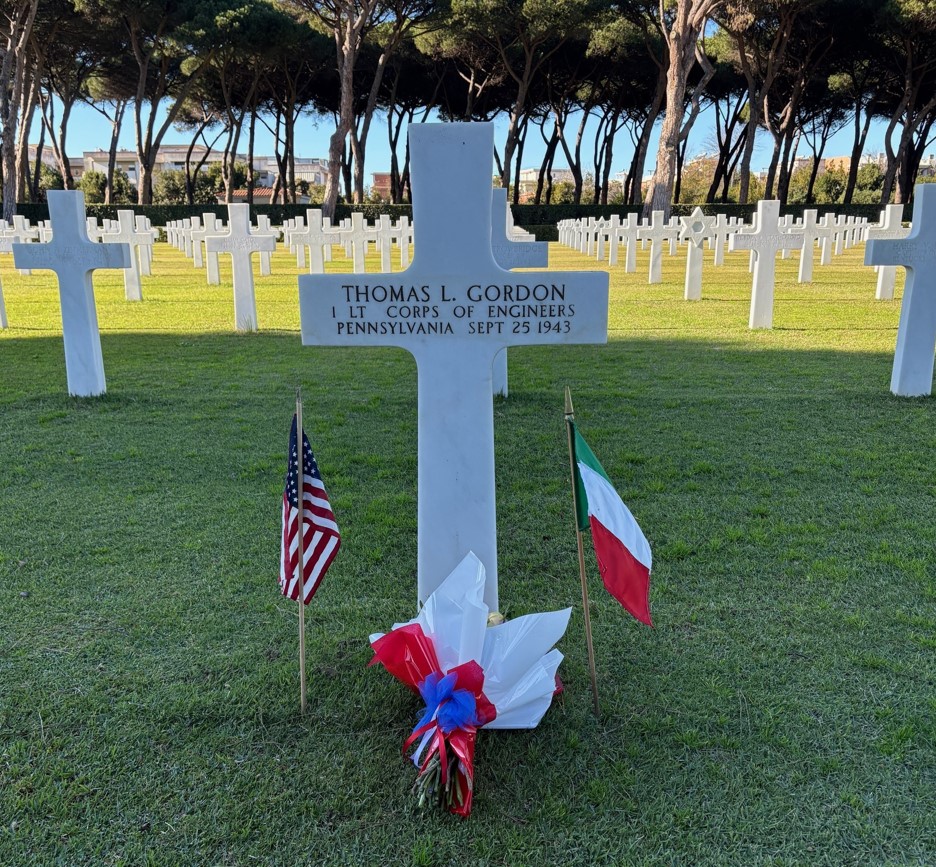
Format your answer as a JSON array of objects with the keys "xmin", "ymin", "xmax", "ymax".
[{"xmin": 44, "ymin": 98, "xmax": 891, "ymax": 182}]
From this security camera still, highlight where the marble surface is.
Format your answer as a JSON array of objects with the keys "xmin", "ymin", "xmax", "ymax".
[
  {"xmin": 12, "ymin": 191, "xmax": 130, "ymax": 396},
  {"xmin": 865, "ymin": 186, "xmax": 936, "ymax": 395},
  {"xmin": 299, "ymin": 123, "xmax": 608, "ymax": 610}
]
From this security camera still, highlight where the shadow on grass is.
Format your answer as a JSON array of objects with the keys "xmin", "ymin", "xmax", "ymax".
[
  {"xmin": 1, "ymin": 332, "xmax": 934, "ymax": 866},
  {"xmin": 0, "ymin": 329, "xmax": 915, "ymax": 402}
]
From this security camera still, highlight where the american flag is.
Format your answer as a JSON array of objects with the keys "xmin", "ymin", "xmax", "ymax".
[{"xmin": 280, "ymin": 414, "xmax": 340, "ymax": 604}]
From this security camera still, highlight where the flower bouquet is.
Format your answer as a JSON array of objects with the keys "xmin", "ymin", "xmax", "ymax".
[{"xmin": 369, "ymin": 552, "xmax": 571, "ymax": 816}]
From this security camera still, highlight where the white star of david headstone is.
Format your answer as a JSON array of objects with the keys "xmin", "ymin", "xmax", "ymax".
[{"xmin": 679, "ymin": 208, "xmax": 715, "ymax": 301}]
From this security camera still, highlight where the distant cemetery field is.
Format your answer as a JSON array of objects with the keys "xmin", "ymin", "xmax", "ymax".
[{"xmin": 1, "ymin": 243, "xmax": 934, "ymax": 865}]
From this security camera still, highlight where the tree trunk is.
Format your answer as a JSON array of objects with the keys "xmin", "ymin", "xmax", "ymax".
[
  {"xmin": 246, "ymin": 104, "xmax": 257, "ymax": 205},
  {"xmin": 41, "ymin": 85, "xmax": 76, "ymax": 190},
  {"xmin": 630, "ymin": 77, "xmax": 666, "ymax": 205},
  {"xmin": 843, "ymin": 102, "xmax": 872, "ymax": 204},
  {"xmin": 105, "ymin": 101, "xmax": 126, "ymax": 205},
  {"xmin": 763, "ymin": 131, "xmax": 782, "ymax": 199},
  {"xmin": 17, "ymin": 67, "xmax": 40, "ymax": 202},
  {"xmin": 881, "ymin": 94, "xmax": 909, "ymax": 205},
  {"xmin": 323, "ymin": 16, "xmax": 359, "ymax": 219},
  {"xmin": 598, "ymin": 107, "xmax": 623, "ymax": 204},
  {"xmin": 776, "ymin": 127, "xmax": 799, "ymax": 203},
  {"xmin": 644, "ymin": 4, "xmax": 718, "ymax": 218},
  {"xmin": 350, "ymin": 124, "xmax": 364, "ymax": 204},
  {"xmin": 30, "ymin": 107, "xmax": 45, "ymax": 201},
  {"xmin": 286, "ymin": 108, "xmax": 297, "ymax": 203},
  {"xmin": 512, "ymin": 116, "xmax": 528, "ymax": 204},
  {"xmin": 500, "ymin": 63, "xmax": 532, "ymax": 189},
  {"xmin": 184, "ymin": 117, "xmax": 209, "ymax": 205},
  {"xmin": 1, "ymin": 0, "xmax": 39, "ymax": 219},
  {"xmin": 342, "ymin": 138, "xmax": 353, "ymax": 203},
  {"xmin": 401, "ymin": 132, "xmax": 412, "ymax": 203},
  {"xmin": 899, "ymin": 114, "xmax": 936, "ymax": 203},
  {"xmin": 645, "ymin": 59, "xmax": 688, "ymax": 216}
]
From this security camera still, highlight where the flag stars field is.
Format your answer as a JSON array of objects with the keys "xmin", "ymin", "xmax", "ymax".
[{"xmin": 0, "ymin": 236, "xmax": 934, "ymax": 865}]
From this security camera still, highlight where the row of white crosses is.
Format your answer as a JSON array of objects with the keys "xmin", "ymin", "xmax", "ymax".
[
  {"xmin": 7, "ymin": 144, "xmax": 936, "ymax": 617},
  {"xmin": 282, "ymin": 210, "xmax": 414, "ymax": 274},
  {"xmin": 0, "ymin": 210, "xmax": 155, "ymax": 329},
  {"xmin": 8, "ymin": 126, "xmax": 605, "ymax": 612},
  {"xmin": 559, "ymin": 207, "xmax": 869, "ymax": 279},
  {"xmin": 166, "ymin": 208, "xmax": 414, "ymax": 283},
  {"xmin": 9, "ymin": 173, "xmax": 928, "ymax": 410},
  {"xmin": 99, "ymin": 211, "xmax": 157, "ymax": 301},
  {"xmin": 557, "ymin": 205, "xmax": 890, "ymax": 322}
]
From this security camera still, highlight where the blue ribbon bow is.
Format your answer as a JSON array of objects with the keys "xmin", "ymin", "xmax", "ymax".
[{"xmin": 416, "ymin": 671, "xmax": 478, "ymax": 734}]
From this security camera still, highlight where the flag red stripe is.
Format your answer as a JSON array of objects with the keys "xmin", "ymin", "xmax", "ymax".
[{"xmin": 589, "ymin": 515, "xmax": 652, "ymax": 626}]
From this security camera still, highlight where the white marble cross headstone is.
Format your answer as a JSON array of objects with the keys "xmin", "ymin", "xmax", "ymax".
[
  {"xmin": 611, "ymin": 215, "xmax": 640, "ymax": 272},
  {"xmin": 490, "ymin": 187, "xmax": 549, "ymax": 397},
  {"xmin": 290, "ymin": 209, "xmax": 331, "ymax": 274},
  {"xmin": 10, "ymin": 215, "xmax": 39, "ymax": 275},
  {"xmin": 85, "ymin": 217, "xmax": 104, "ymax": 243},
  {"xmin": 796, "ymin": 209, "xmax": 833, "ymax": 284},
  {"xmin": 12, "ymin": 191, "xmax": 130, "ymax": 396},
  {"xmin": 189, "ymin": 216, "xmax": 204, "ymax": 268},
  {"xmin": 134, "ymin": 215, "xmax": 156, "ymax": 276},
  {"xmin": 205, "ymin": 203, "xmax": 276, "ymax": 331},
  {"xmin": 0, "ymin": 234, "xmax": 11, "ymax": 328},
  {"xmin": 191, "ymin": 213, "xmax": 223, "ymax": 284},
  {"xmin": 345, "ymin": 212, "xmax": 370, "ymax": 273},
  {"xmin": 679, "ymin": 207, "xmax": 715, "ymax": 301},
  {"xmin": 103, "ymin": 210, "xmax": 149, "ymax": 301},
  {"xmin": 779, "ymin": 215, "xmax": 795, "ymax": 258},
  {"xmin": 299, "ymin": 123, "xmax": 608, "ymax": 610},
  {"xmin": 833, "ymin": 215, "xmax": 847, "ymax": 255},
  {"xmin": 395, "ymin": 216, "xmax": 412, "ymax": 269},
  {"xmin": 285, "ymin": 217, "xmax": 307, "ymax": 268},
  {"xmin": 865, "ymin": 204, "xmax": 909, "ymax": 301},
  {"xmin": 667, "ymin": 216, "xmax": 680, "ymax": 255},
  {"xmin": 710, "ymin": 214, "xmax": 733, "ymax": 266},
  {"xmin": 729, "ymin": 199, "xmax": 804, "ymax": 329},
  {"xmin": 255, "ymin": 215, "xmax": 275, "ymax": 276},
  {"xmin": 638, "ymin": 210, "xmax": 671, "ymax": 284},
  {"xmin": 865, "ymin": 186, "xmax": 936, "ymax": 395},
  {"xmin": 181, "ymin": 218, "xmax": 194, "ymax": 258},
  {"xmin": 376, "ymin": 214, "xmax": 394, "ymax": 272}
]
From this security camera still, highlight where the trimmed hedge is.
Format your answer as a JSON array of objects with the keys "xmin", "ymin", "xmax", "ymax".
[
  {"xmin": 520, "ymin": 224, "xmax": 560, "ymax": 242},
  {"xmin": 512, "ymin": 202, "xmax": 911, "ymax": 224},
  {"xmin": 14, "ymin": 202, "xmax": 414, "ymax": 226},
  {"xmin": 14, "ymin": 200, "xmax": 904, "ymax": 228}
]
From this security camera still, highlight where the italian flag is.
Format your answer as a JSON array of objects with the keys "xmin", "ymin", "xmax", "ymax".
[{"xmin": 571, "ymin": 421, "xmax": 652, "ymax": 626}]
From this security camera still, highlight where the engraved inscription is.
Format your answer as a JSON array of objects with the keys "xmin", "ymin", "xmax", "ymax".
[
  {"xmin": 327, "ymin": 281, "xmax": 578, "ymax": 338},
  {"xmin": 732, "ymin": 233, "xmax": 803, "ymax": 252},
  {"xmin": 887, "ymin": 241, "xmax": 936, "ymax": 263}
]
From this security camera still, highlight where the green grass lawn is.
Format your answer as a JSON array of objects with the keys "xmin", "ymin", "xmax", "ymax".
[{"xmin": 0, "ymin": 241, "xmax": 933, "ymax": 866}]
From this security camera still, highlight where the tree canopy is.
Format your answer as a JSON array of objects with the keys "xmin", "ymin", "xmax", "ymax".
[{"xmin": 3, "ymin": 0, "xmax": 934, "ymax": 216}]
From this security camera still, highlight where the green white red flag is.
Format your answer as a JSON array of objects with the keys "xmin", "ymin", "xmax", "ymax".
[{"xmin": 570, "ymin": 421, "xmax": 652, "ymax": 625}]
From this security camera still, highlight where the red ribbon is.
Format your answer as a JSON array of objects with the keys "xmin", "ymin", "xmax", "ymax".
[{"xmin": 370, "ymin": 625, "xmax": 496, "ymax": 816}]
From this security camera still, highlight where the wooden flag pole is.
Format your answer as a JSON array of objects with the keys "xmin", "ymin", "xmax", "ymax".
[
  {"xmin": 296, "ymin": 388, "xmax": 307, "ymax": 716},
  {"xmin": 565, "ymin": 386, "xmax": 600, "ymax": 716}
]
